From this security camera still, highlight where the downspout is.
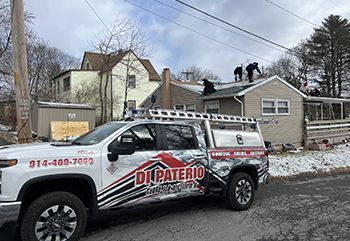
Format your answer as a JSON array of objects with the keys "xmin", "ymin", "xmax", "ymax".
[{"xmin": 234, "ymin": 95, "xmax": 244, "ymax": 116}]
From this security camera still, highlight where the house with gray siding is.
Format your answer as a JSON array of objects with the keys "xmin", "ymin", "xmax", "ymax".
[{"xmin": 141, "ymin": 68, "xmax": 307, "ymax": 149}]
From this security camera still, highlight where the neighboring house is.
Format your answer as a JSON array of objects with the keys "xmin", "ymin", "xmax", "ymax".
[
  {"xmin": 141, "ymin": 69, "xmax": 306, "ymax": 148},
  {"xmin": 53, "ymin": 50, "xmax": 161, "ymax": 120}
]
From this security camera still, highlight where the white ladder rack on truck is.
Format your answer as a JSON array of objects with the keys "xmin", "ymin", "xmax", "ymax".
[
  {"xmin": 126, "ymin": 109, "xmax": 264, "ymax": 148},
  {"xmin": 129, "ymin": 109, "xmax": 258, "ymax": 124}
]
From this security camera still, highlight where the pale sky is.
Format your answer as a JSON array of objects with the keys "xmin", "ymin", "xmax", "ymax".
[{"xmin": 25, "ymin": 0, "xmax": 350, "ymax": 81}]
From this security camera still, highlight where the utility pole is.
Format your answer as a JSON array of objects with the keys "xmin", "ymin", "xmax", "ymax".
[
  {"xmin": 11, "ymin": 0, "xmax": 32, "ymax": 143},
  {"xmin": 181, "ymin": 71, "xmax": 193, "ymax": 80}
]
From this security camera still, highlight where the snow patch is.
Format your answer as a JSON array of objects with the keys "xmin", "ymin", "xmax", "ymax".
[{"xmin": 269, "ymin": 145, "xmax": 350, "ymax": 177}]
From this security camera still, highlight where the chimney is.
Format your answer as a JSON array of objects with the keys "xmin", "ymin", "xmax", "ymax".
[{"xmin": 162, "ymin": 68, "xmax": 172, "ymax": 109}]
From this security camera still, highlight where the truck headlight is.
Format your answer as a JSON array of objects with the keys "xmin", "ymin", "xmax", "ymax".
[{"xmin": 0, "ymin": 159, "xmax": 17, "ymax": 168}]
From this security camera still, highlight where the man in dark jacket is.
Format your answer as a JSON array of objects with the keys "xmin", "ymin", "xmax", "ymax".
[
  {"xmin": 245, "ymin": 62, "xmax": 262, "ymax": 83},
  {"xmin": 233, "ymin": 66, "xmax": 243, "ymax": 81},
  {"xmin": 202, "ymin": 79, "xmax": 216, "ymax": 95}
]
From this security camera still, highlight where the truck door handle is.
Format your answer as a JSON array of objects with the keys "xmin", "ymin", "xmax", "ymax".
[
  {"xmin": 149, "ymin": 158, "xmax": 161, "ymax": 162},
  {"xmin": 193, "ymin": 154, "xmax": 206, "ymax": 159}
]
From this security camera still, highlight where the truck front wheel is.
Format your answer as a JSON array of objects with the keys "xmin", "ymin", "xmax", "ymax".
[
  {"xmin": 20, "ymin": 191, "xmax": 87, "ymax": 241},
  {"xmin": 226, "ymin": 172, "xmax": 255, "ymax": 210}
]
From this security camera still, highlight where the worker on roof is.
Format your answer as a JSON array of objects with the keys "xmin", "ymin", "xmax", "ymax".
[
  {"xmin": 202, "ymin": 79, "xmax": 216, "ymax": 95},
  {"xmin": 233, "ymin": 66, "xmax": 243, "ymax": 82},
  {"xmin": 246, "ymin": 62, "xmax": 262, "ymax": 83}
]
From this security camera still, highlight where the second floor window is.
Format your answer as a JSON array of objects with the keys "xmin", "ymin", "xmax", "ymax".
[
  {"xmin": 57, "ymin": 80, "xmax": 60, "ymax": 94},
  {"xmin": 127, "ymin": 75, "xmax": 136, "ymax": 88},
  {"xmin": 63, "ymin": 77, "xmax": 70, "ymax": 92}
]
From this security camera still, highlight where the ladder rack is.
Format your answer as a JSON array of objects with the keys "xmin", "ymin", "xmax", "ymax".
[{"xmin": 127, "ymin": 109, "xmax": 258, "ymax": 125}]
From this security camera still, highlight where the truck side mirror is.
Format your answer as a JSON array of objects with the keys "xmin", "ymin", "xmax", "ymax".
[{"xmin": 108, "ymin": 135, "xmax": 136, "ymax": 161}]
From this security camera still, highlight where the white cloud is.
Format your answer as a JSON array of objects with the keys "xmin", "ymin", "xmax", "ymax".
[{"xmin": 25, "ymin": 0, "xmax": 350, "ymax": 80}]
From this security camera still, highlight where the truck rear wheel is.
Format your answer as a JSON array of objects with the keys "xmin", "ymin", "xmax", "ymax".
[
  {"xmin": 226, "ymin": 172, "xmax": 255, "ymax": 210},
  {"xmin": 20, "ymin": 191, "xmax": 87, "ymax": 241}
]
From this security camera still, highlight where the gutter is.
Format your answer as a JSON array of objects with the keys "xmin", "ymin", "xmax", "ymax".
[{"xmin": 234, "ymin": 95, "xmax": 244, "ymax": 116}]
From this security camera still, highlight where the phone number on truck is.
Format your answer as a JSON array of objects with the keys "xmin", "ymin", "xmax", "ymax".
[{"xmin": 28, "ymin": 158, "xmax": 94, "ymax": 168}]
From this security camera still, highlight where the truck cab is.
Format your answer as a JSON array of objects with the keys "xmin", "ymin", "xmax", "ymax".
[{"xmin": 0, "ymin": 109, "xmax": 269, "ymax": 241}]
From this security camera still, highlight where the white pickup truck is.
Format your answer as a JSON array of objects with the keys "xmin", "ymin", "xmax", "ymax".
[{"xmin": 0, "ymin": 110, "xmax": 269, "ymax": 241}]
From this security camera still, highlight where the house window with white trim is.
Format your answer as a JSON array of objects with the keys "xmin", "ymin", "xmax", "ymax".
[
  {"xmin": 262, "ymin": 99, "xmax": 290, "ymax": 115},
  {"xmin": 127, "ymin": 75, "xmax": 136, "ymax": 88},
  {"xmin": 173, "ymin": 104, "xmax": 185, "ymax": 111},
  {"xmin": 185, "ymin": 104, "xmax": 196, "ymax": 112},
  {"xmin": 205, "ymin": 100, "xmax": 220, "ymax": 114},
  {"xmin": 173, "ymin": 104, "xmax": 197, "ymax": 112}
]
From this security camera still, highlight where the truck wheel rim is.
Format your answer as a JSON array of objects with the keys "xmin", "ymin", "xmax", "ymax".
[
  {"xmin": 35, "ymin": 205, "xmax": 77, "ymax": 241},
  {"xmin": 235, "ymin": 179, "xmax": 252, "ymax": 205}
]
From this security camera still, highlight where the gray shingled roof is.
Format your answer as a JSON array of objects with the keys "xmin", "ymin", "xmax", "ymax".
[{"xmin": 203, "ymin": 84, "xmax": 255, "ymax": 98}]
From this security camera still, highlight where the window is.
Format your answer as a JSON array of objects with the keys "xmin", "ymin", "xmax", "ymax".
[
  {"xmin": 57, "ymin": 80, "xmax": 60, "ymax": 94},
  {"xmin": 186, "ymin": 104, "xmax": 196, "ymax": 112},
  {"xmin": 72, "ymin": 123, "xmax": 126, "ymax": 145},
  {"xmin": 277, "ymin": 100, "xmax": 290, "ymax": 114},
  {"xmin": 127, "ymin": 75, "xmax": 136, "ymax": 88},
  {"xmin": 173, "ymin": 104, "xmax": 185, "ymax": 111},
  {"xmin": 262, "ymin": 99, "xmax": 290, "ymax": 115},
  {"xmin": 205, "ymin": 100, "xmax": 220, "ymax": 114},
  {"xmin": 86, "ymin": 63, "xmax": 90, "ymax": 70},
  {"xmin": 173, "ymin": 104, "xmax": 196, "ymax": 112},
  {"xmin": 127, "ymin": 100, "xmax": 136, "ymax": 111},
  {"xmin": 165, "ymin": 125, "xmax": 196, "ymax": 150},
  {"xmin": 262, "ymin": 99, "xmax": 275, "ymax": 114},
  {"xmin": 63, "ymin": 77, "xmax": 70, "ymax": 92},
  {"xmin": 121, "ymin": 124, "xmax": 157, "ymax": 151}
]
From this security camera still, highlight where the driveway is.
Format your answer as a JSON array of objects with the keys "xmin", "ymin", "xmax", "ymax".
[{"xmin": 1, "ymin": 174, "xmax": 349, "ymax": 241}]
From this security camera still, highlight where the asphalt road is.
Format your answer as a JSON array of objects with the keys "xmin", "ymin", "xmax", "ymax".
[{"xmin": 1, "ymin": 174, "xmax": 350, "ymax": 241}]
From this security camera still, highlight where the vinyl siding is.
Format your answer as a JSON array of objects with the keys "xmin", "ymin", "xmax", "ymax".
[
  {"xmin": 140, "ymin": 83, "xmax": 202, "ymax": 111},
  {"xmin": 244, "ymin": 77, "xmax": 304, "ymax": 147}
]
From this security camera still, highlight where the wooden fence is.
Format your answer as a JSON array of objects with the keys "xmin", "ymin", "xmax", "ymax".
[{"xmin": 304, "ymin": 119, "xmax": 350, "ymax": 145}]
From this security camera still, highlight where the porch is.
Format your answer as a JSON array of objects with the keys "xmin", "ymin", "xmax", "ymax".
[{"xmin": 304, "ymin": 96, "xmax": 350, "ymax": 145}]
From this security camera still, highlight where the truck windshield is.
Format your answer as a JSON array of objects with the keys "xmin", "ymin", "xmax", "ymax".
[{"xmin": 72, "ymin": 123, "xmax": 126, "ymax": 145}]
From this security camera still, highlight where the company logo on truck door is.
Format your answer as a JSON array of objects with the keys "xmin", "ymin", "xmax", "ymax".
[
  {"xmin": 97, "ymin": 152, "xmax": 206, "ymax": 210},
  {"xmin": 135, "ymin": 166, "xmax": 205, "ymax": 185}
]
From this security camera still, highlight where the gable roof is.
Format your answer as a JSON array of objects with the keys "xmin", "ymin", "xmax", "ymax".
[
  {"xmin": 139, "ymin": 59, "xmax": 161, "ymax": 81},
  {"xmin": 81, "ymin": 51, "xmax": 128, "ymax": 71},
  {"xmin": 200, "ymin": 75, "xmax": 307, "ymax": 100},
  {"xmin": 81, "ymin": 50, "xmax": 161, "ymax": 81}
]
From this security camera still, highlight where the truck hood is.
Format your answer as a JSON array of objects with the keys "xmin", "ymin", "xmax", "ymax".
[{"xmin": 0, "ymin": 142, "xmax": 96, "ymax": 159}]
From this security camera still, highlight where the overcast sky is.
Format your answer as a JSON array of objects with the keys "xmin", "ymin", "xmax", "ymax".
[{"xmin": 25, "ymin": 0, "xmax": 350, "ymax": 81}]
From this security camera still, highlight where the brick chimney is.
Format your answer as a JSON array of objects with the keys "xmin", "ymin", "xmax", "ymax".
[{"xmin": 162, "ymin": 68, "xmax": 172, "ymax": 109}]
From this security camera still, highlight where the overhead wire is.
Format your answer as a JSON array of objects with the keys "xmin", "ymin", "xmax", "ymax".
[
  {"xmin": 263, "ymin": 0, "xmax": 318, "ymax": 27},
  {"xmin": 120, "ymin": 0, "xmax": 274, "ymax": 64},
  {"xmin": 172, "ymin": 0, "xmax": 293, "ymax": 53},
  {"xmin": 151, "ymin": 0, "xmax": 284, "ymax": 53},
  {"xmin": 83, "ymin": 0, "xmax": 110, "ymax": 31}
]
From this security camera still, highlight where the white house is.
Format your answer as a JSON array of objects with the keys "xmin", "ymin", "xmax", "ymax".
[{"xmin": 53, "ymin": 50, "xmax": 161, "ymax": 120}]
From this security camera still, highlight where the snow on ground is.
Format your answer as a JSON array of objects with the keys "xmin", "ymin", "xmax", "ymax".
[{"xmin": 269, "ymin": 144, "xmax": 350, "ymax": 177}]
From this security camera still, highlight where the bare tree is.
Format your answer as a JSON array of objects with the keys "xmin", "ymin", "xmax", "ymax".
[
  {"xmin": 0, "ymin": 1, "xmax": 77, "ymax": 101},
  {"xmin": 92, "ymin": 16, "xmax": 150, "ymax": 123},
  {"xmin": 175, "ymin": 65, "xmax": 221, "ymax": 82}
]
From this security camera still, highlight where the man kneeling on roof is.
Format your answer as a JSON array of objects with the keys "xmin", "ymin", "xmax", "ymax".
[{"xmin": 202, "ymin": 79, "xmax": 216, "ymax": 95}]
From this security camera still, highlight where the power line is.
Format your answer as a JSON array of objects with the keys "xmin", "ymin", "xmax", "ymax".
[
  {"xmin": 83, "ymin": 0, "xmax": 110, "ymax": 31},
  {"xmin": 120, "ymin": 0, "xmax": 274, "ymax": 64},
  {"xmin": 172, "ymin": 0, "xmax": 293, "ymax": 52},
  {"xmin": 264, "ymin": 0, "xmax": 318, "ymax": 27},
  {"xmin": 151, "ymin": 0, "xmax": 284, "ymax": 53}
]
